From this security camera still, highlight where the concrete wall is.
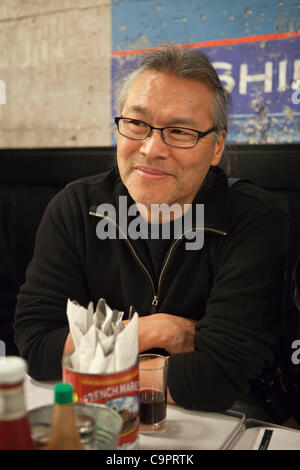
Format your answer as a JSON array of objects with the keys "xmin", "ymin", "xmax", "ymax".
[{"xmin": 0, "ymin": 0, "xmax": 111, "ymax": 148}]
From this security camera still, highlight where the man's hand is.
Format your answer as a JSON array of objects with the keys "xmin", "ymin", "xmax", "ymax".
[
  {"xmin": 63, "ymin": 332, "xmax": 75, "ymax": 356},
  {"xmin": 64, "ymin": 313, "xmax": 196, "ymax": 358},
  {"xmin": 124, "ymin": 313, "xmax": 196, "ymax": 355}
]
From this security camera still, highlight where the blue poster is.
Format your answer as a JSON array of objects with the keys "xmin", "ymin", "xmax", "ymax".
[{"xmin": 111, "ymin": 34, "xmax": 300, "ymax": 144}]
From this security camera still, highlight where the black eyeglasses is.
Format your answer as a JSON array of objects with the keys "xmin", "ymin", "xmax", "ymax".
[{"xmin": 114, "ymin": 117, "xmax": 217, "ymax": 149}]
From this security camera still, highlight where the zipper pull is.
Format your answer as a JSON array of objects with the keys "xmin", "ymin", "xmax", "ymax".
[{"xmin": 151, "ymin": 296, "xmax": 159, "ymax": 314}]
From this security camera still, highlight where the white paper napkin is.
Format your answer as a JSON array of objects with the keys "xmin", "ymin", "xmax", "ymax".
[
  {"xmin": 253, "ymin": 426, "xmax": 300, "ymax": 450},
  {"xmin": 66, "ymin": 298, "xmax": 138, "ymax": 374}
]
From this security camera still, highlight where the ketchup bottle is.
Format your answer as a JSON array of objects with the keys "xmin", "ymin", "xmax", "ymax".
[{"xmin": 0, "ymin": 356, "xmax": 35, "ymax": 450}]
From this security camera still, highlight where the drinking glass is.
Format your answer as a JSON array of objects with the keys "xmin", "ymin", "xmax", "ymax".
[{"xmin": 138, "ymin": 354, "xmax": 169, "ymax": 434}]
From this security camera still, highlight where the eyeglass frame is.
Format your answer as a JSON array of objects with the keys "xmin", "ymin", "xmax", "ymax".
[{"xmin": 114, "ymin": 116, "xmax": 218, "ymax": 149}]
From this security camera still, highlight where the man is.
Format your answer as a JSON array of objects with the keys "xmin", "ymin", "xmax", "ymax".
[{"xmin": 15, "ymin": 46, "xmax": 288, "ymax": 418}]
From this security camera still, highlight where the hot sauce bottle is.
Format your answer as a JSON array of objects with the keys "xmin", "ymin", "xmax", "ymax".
[
  {"xmin": 0, "ymin": 356, "xmax": 35, "ymax": 450},
  {"xmin": 45, "ymin": 383, "xmax": 84, "ymax": 450}
]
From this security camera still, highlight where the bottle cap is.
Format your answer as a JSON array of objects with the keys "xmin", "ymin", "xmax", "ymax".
[
  {"xmin": 54, "ymin": 383, "xmax": 73, "ymax": 404},
  {"xmin": 0, "ymin": 356, "xmax": 27, "ymax": 384}
]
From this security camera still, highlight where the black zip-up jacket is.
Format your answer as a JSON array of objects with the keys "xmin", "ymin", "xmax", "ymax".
[{"xmin": 14, "ymin": 166, "xmax": 289, "ymax": 412}]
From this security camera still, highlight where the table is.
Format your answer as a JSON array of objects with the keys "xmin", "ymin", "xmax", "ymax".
[
  {"xmin": 24, "ymin": 374, "xmax": 245, "ymax": 450},
  {"xmin": 24, "ymin": 374, "xmax": 300, "ymax": 450}
]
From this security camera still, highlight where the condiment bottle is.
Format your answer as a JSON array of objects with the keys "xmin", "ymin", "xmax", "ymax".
[
  {"xmin": 0, "ymin": 356, "xmax": 35, "ymax": 450},
  {"xmin": 45, "ymin": 383, "xmax": 84, "ymax": 450}
]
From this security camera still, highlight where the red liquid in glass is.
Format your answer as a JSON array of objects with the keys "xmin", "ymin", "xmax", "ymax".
[
  {"xmin": 0, "ymin": 415, "xmax": 35, "ymax": 450},
  {"xmin": 139, "ymin": 388, "xmax": 166, "ymax": 425}
]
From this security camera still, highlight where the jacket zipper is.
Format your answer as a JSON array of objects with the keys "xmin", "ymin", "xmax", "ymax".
[
  {"xmin": 154, "ymin": 226, "xmax": 227, "ymax": 313},
  {"xmin": 89, "ymin": 211, "xmax": 157, "ymax": 307},
  {"xmin": 89, "ymin": 210, "xmax": 226, "ymax": 313}
]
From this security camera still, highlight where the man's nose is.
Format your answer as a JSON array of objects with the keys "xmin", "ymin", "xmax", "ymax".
[{"xmin": 139, "ymin": 129, "xmax": 170, "ymax": 158}]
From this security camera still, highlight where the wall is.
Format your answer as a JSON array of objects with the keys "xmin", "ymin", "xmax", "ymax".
[
  {"xmin": 0, "ymin": 0, "xmax": 111, "ymax": 148},
  {"xmin": 0, "ymin": 0, "xmax": 299, "ymax": 148}
]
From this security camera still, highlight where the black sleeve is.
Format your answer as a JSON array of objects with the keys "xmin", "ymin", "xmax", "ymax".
[
  {"xmin": 292, "ymin": 254, "xmax": 300, "ymax": 311},
  {"xmin": 167, "ymin": 204, "xmax": 289, "ymax": 412},
  {"xmin": 0, "ymin": 225, "xmax": 19, "ymax": 356},
  {"xmin": 14, "ymin": 187, "xmax": 89, "ymax": 380}
]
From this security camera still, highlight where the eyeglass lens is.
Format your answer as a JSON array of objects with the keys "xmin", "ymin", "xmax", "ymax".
[{"xmin": 118, "ymin": 118, "xmax": 198, "ymax": 147}]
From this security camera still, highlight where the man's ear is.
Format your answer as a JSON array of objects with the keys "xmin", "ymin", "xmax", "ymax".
[{"xmin": 211, "ymin": 130, "xmax": 227, "ymax": 167}]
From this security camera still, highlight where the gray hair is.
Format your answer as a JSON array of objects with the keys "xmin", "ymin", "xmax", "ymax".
[{"xmin": 115, "ymin": 45, "xmax": 233, "ymax": 174}]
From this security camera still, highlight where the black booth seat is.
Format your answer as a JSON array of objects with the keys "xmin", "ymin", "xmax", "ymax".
[{"xmin": 0, "ymin": 144, "xmax": 300, "ymax": 358}]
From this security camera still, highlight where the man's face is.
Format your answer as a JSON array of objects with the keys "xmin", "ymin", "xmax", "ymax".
[{"xmin": 116, "ymin": 71, "xmax": 226, "ymax": 210}]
